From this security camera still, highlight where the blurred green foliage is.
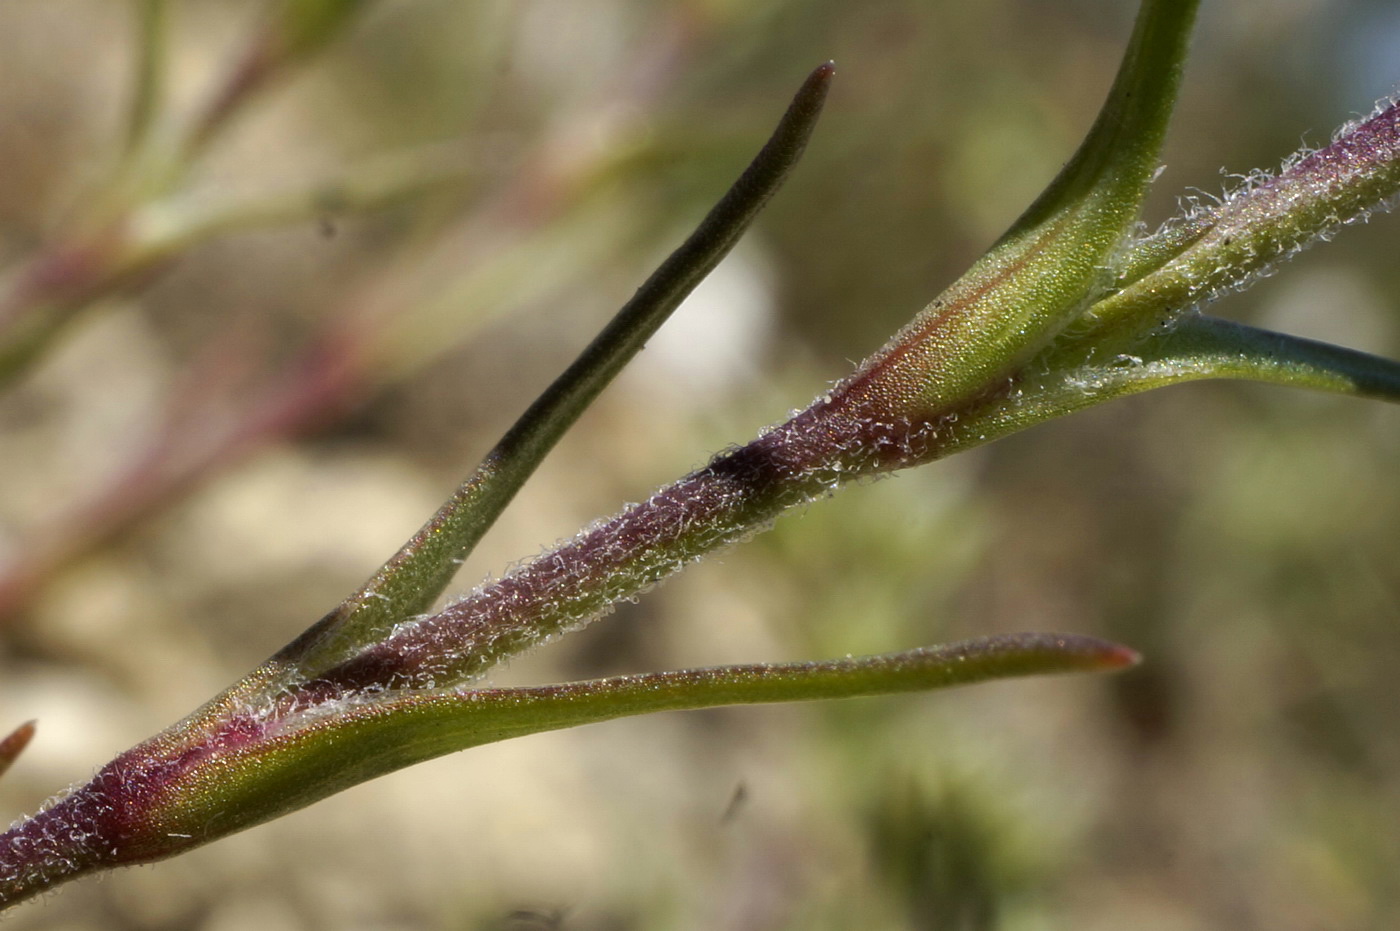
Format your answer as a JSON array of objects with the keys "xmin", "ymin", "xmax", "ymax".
[{"xmin": 0, "ymin": 0, "xmax": 1396, "ymax": 928}]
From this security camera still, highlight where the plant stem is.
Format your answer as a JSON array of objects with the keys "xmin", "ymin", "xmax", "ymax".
[
  {"xmin": 281, "ymin": 62, "xmax": 836, "ymax": 678},
  {"xmin": 309, "ymin": 400, "xmax": 908, "ymax": 693}
]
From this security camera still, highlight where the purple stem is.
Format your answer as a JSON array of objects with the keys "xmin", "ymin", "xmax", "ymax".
[{"xmin": 306, "ymin": 387, "xmax": 946, "ymax": 698}]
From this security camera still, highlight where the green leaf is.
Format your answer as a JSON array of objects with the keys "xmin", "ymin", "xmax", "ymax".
[
  {"xmin": 933, "ymin": 314, "xmax": 1400, "ymax": 460},
  {"xmin": 1130, "ymin": 314, "xmax": 1400, "ymax": 401},
  {"xmin": 836, "ymin": 0, "xmax": 1200, "ymax": 421},
  {"xmin": 265, "ymin": 64, "xmax": 836, "ymax": 683},
  {"xmin": 136, "ymin": 635, "xmax": 1137, "ymax": 844}
]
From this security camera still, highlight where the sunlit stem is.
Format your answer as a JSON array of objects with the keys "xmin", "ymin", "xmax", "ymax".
[{"xmin": 1086, "ymin": 96, "xmax": 1400, "ymax": 349}]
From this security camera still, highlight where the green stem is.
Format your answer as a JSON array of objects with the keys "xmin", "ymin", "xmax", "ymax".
[{"xmin": 1087, "ymin": 96, "xmax": 1400, "ymax": 345}]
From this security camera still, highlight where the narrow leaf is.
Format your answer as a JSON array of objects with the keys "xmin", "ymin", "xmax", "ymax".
[
  {"xmin": 834, "ymin": 0, "xmax": 1199, "ymax": 421},
  {"xmin": 934, "ymin": 313, "xmax": 1400, "ymax": 461},
  {"xmin": 1136, "ymin": 314, "xmax": 1400, "ymax": 401},
  {"xmin": 273, "ymin": 64, "xmax": 836, "ymax": 680},
  {"xmin": 0, "ymin": 721, "xmax": 35, "ymax": 783},
  {"xmin": 121, "ymin": 635, "xmax": 1137, "ymax": 849},
  {"xmin": 291, "ymin": 6, "xmax": 1204, "ymax": 693}
]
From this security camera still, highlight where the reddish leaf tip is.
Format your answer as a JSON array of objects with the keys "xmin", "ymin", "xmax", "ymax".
[
  {"xmin": 1004, "ymin": 633, "xmax": 1141, "ymax": 672},
  {"xmin": 0, "ymin": 720, "xmax": 36, "ymax": 781},
  {"xmin": 1084, "ymin": 639, "xmax": 1142, "ymax": 671}
]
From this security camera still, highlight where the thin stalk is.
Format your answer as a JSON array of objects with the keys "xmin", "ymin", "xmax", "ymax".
[{"xmin": 1086, "ymin": 95, "xmax": 1400, "ymax": 347}]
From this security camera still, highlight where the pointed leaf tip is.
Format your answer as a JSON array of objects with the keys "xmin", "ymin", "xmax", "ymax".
[
  {"xmin": 829, "ymin": 0, "xmax": 1199, "ymax": 431},
  {"xmin": 0, "ymin": 721, "xmax": 36, "ymax": 782},
  {"xmin": 41, "ymin": 633, "xmax": 1138, "ymax": 877},
  {"xmin": 268, "ymin": 62, "xmax": 836, "ymax": 684},
  {"xmin": 1066, "ymin": 636, "xmax": 1141, "ymax": 671},
  {"xmin": 948, "ymin": 633, "xmax": 1141, "ymax": 677}
]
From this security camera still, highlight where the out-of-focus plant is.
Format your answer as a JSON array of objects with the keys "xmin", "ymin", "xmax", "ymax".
[
  {"xmin": 0, "ymin": 0, "xmax": 703, "ymax": 620},
  {"xmin": 0, "ymin": 0, "xmax": 392, "ymax": 381},
  {"xmin": 0, "ymin": 0, "xmax": 1398, "ymax": 909}
]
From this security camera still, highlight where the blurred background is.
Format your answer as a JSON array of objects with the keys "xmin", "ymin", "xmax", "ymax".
[{"xmin": 0, "ymin": 0, "xmax": 1398, "ymax": 928}]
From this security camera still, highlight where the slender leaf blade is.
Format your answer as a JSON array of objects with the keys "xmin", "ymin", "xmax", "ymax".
[
  {"xmin": 933, "ymin": 313, "xmax": 1400, "ymax": 461},
  {"xmin": 273, "ymin": 64, "xmax": 836, "ymax": 680},
  {"xmin": 130, "ymin": 634, "xmax": 1137, "ymax": 846},
  {"xmin": 835, "ymin": 0, "xmax": 1200, "ymax": 420}
]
